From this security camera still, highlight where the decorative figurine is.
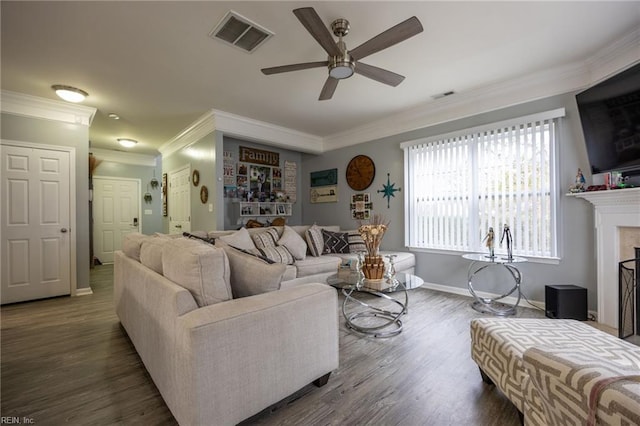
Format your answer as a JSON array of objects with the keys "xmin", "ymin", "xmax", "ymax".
[
  {"xmin": 569, "ymin": 168, "xmax": 586, "ymax": 193},
  {"xmin": 483, "ymin": 227, "xmax": 495, "ymax": 258},
  {"xmin": 500, "ymin": 223, "xmax": 513, "ymax": 261},
  {"xmin": 384, "ymin": 254, "xmax": 400, "ymax": 289}
]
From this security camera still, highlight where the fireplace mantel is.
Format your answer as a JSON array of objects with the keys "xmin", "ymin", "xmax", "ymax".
[{"xmin": 571, "ymin": 187, "xmax": 640, "ymax": 329}]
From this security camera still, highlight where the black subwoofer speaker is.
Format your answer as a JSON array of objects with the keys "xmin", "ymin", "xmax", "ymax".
[{"xmin": 545, "ymin": 284, "xmax": 588, "ymax": 321}]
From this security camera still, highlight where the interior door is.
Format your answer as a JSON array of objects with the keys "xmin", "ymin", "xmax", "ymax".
[
  {"xmin": 1, "ymin": 144, "xmax": 72, "ymax": 304},
  {"xmin": 168, "ymin": 165, "xmax": 191, "ymax": 234},
  {"xmin": 93, "ymin": 177, "xmax": 140, "ymax": 263}
]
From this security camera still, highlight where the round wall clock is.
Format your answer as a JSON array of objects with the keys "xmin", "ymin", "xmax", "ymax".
[
  {"xmin": 192, "ymin": 170, "xmax": 200, "ymax": 187},
  {"xmin": 346, "ymin": 155, "xmax": 376, "ymax": 191},
  {"xmin": 200, "ymin": 185, "xmax": 208, "ymax": 203}
]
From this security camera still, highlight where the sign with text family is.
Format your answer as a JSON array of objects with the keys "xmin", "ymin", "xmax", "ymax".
[{"xmin": 239, "ymin": 146, "xmax": 280, "ymax": 167}]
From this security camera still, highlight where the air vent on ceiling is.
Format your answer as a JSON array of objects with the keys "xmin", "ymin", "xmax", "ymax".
[
  {"xmin": 209, "ymin": 11, "xmax": 273, "ymax": 53},
  {"xmin": 432, "ymin": 90, "xmax": 455, "ymax": 100}
]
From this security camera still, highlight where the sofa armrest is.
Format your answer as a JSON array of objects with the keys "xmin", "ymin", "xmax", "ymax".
[
  {"xmin": 524, "ymin": 347, "xmax": 640, "ymax": 426},
  {"xmin": 173, "ymin": 283, "xmax": 339, "ymax": 425}
]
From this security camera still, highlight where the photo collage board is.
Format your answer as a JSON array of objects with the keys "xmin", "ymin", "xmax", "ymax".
[{"xmin": 224, "ymin": 146, "xmax": 294, "ymax": 203}]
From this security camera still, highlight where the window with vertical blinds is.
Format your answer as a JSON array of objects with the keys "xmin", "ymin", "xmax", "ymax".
[{"xmin": 402, "ymin": 109, "xmax": 564, "ymax": 259}]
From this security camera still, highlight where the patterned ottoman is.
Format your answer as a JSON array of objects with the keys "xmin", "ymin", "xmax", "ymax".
[{"xmin": 470, "ymin": 318, "xmax": 640, "ymax": 426}]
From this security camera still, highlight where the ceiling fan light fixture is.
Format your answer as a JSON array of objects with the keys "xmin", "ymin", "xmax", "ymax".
[
  {"xmin": 328, "ymin": 57, "xmax": 355, "ymax": 79},
  {"xmin": 51, "ymin": 84, "xmax": 88, "ymax": 103},
  {"xmin": 117, "ymin": 138, "xmax": 138, "ymax": 148}
]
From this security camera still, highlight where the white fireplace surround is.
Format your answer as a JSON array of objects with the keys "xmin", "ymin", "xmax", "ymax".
[{"xmin": 574, "ymin": 187, "xmax": 640, "ymax": 329}]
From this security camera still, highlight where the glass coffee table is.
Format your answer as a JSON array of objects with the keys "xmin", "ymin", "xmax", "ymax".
[{"xmin": 327, "ymin": 272, "xmax": 424, "ymax": 338}]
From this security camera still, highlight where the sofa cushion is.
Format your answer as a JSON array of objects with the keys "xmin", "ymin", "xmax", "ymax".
[
  {"xmin": 295, "ymin": 255, "xmax": 341, "ymax": 278},
  {"xmin": 162, "ymin": 238, "xmax": 233, "ymax": 307},
  {"xmin": 251, "ymin": 228, "xmax": 280, "ymax": 249},
  {"xmin": 122, "ymin": 232, "xmax": 150, "ymax": 261},
  {"xmin": 219, "ymin": 227, "xmax": 256, "ymax": 251},
  {"xmin": 222, "ymin": 246, "xmax": 287, "ymax": 298},
  {"xmin": 139, "ymin": 235, "xmax": 172, "ymax": 274},
  {"xmin": 253, "ymin": 245, "xmax": 295, "ymax": 265},
  {"xmin": 322, "ymin": 229, "xmax": 349, "ymax": 254},
  {"xmin": 278, "ymin": 226, "xmax": 307, "ymax": 260},
  {"xmin": 346, "ymin": 230, "xmax": 367, "ymax": 253},
  {"xmin": 305, "ymin": 224, "xmax": 325, "ymax": 257}
]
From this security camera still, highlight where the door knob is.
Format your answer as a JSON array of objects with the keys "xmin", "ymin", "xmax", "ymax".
[{"xmin": 61, "ymin": 228, "xmax": 68, "ymax": 233}]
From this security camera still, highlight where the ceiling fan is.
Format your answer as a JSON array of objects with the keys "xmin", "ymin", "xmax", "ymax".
[{"xmin": 261, "ymin": 7, "xmax": 423, "ymax": 100}]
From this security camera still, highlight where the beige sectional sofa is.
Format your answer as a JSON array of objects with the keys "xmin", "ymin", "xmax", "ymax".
[
  {"xmin": 207, "ymin": 224, "xmax": 416, "ymax": 287},
  {"xmin": 114, "ymin": 233, "xmax": 339, "ymax": 426},
  {"xmin": 470, "ymin": 318, "xmax": 640, "ymax": 425}
]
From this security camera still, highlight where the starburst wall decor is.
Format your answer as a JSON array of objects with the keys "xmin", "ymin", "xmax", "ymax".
[{"xmin": 377, "ymin": 173, "xmax": 401, "ymax": 208}]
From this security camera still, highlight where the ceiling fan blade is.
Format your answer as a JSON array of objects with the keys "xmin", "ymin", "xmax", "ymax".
[
  {"xmin": 319, "ymin": 77, "xmax": 339, "ymax": 101},
  {"xmin": 355, "ymin": 62, "xmax": 405, "ymax": 87},
  {"xmin": 293, "ymin": 7, "xmax": 342, "ymax": 57},
  {"xmin": 349, "ymin": 16, "xmax": 423, "ymax": 61},
  {"xmin": 262, "ymin": 61, "xmax": 328, "ymax": 75}
]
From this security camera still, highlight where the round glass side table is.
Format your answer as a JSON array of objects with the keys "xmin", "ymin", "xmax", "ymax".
[{"xmin": 462, "ymin": 253, "xmax": 527, "ymax": 316}]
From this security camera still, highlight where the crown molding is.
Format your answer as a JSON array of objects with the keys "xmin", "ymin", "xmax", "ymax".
[
  {"xmin": 160, "ymin": 109, "xmax": 324, "ymax": 158},
  {"xmin": 212, "ymin": 109, "xmax": 323, "ymax": 154},
  {"xmin": 322, "ymin": 28, "xmax": 639, "ymax": 151},
  {"xmin": 584, "ymin": 26, "xmax": 640, "ymax": 85},
  {"xmin": 90, "ymin": 147, "xmax": 157, "ymax": 167},
  {"xmin": 158, "ymin": 110, "xmax": 216, "ymax": 157},
  {"xmin": 0, "ymin": 90, "xmax": 96, "ymax": 126}
]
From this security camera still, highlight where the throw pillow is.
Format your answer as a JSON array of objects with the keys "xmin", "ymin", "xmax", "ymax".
[
  {"xmin": 251, "ymin": 227, "xmax": 280, "ymax": 249},
  {"xmin": 222, "ymin": 246, "xmax": 286, "ymax": 298},
  {"xmin": 122, "ymin": 232, "xmax": 150, "ymax": 261},
  {"xmin": 253, "ymin": 245, "xmax": 295, "ymax": 265},
  {"xmin": 218, "ymin": 227, "xmax": 256, "ymax": 251},
  {"xmin": 139, "ymin": 236, "xmax": 171, "ymax": 274},
  {"xmin": 347, "ymin": 230, "xmax": 367, "ymax": 253},
  {"xmin": 162, "ymin": 238, "xmax": 233, "ymax": 307},
  {"xmin": 305, "ymin": 224, "xmax": 324, "ymax": 257},
  {"xmin": 278, "ymin": 225, "xmax": 307, "ymax": 260},
  {"xmin": 322, "ymin": 229, "xmax": 350, "ymax": 254}
]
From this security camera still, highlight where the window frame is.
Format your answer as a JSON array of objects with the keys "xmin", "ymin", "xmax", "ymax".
[{"xmin": 401, "ymin": 108, "xmax": 565, "ymax": 264}]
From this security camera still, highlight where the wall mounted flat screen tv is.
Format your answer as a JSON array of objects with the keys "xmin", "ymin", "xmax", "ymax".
[{"xmin": 575, "ymin": 62, "xmax": 640, "ymax": 174}]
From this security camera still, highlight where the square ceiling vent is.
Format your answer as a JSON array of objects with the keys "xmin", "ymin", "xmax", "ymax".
[{"xmin": 209, "ymin": 11, "xmax": 273, "ymax": 53}]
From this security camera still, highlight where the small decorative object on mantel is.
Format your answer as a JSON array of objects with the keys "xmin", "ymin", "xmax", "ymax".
[
  {"xmin": 569, "ymin": 168, "xmax": 586, "ymax": 193},
  {"xmin": 377, "ymin": 173, "xmax": 402, "ymax": 208},
  {"xmin": 358, "ymin": 213, "xmax": 390, "ymax": 280},
  {"xmin": 483, "ymin": 227, "xmax": 495, "ymax": 259}
]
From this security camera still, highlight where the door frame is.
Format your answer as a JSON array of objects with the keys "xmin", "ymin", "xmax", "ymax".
[
  {"xmin": 0, "ymin": 139, "xmax": 77, "ymax": 296},
  {"xmin": 92, "ymin": 176, "xmax": 142, "ymax": 263}
]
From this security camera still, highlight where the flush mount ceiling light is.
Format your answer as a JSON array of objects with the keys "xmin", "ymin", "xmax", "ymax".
[
  {"xmin": 108, "ymin": 113, "xmax": 120, "ymax": 120},
  {"xmin": 117, "ymin": 138, "xmax": 137, "ymax": 148},
  {"xmin": 51, "ymin": 84, "xmax": 88, "ymax": 103}
]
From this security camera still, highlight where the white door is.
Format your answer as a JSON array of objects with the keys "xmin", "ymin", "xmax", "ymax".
[
  {"xmin": 1, "ymin": 144, "xmax": 72, "ymax": 304},
  {"xmin": 93, "ymin": 177, "xmax": 140, "ymax": 263},
  {"xmin": 168, "ymin": 165, "xmax": 191, "ymax": 234}
]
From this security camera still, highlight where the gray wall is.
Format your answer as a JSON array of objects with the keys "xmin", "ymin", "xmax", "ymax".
[
  {"xmin": 222, "ymin": 136, "xmax": 303, "ymax": 229},
  {"xmin": 1, "ymin": 113, "xmax": 92, "ymax": 290},
  {"xmin": 301, "ymin": 92, "xmax": 597, "ymax": 308},
  {"xmin": 92, "ymin": 159, "xmax": 163, "ymax": 235}
]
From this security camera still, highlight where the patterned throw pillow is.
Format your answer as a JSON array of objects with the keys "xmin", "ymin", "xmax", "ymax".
[
  {"xmin": 305, "ymin": 224, "xmax": 324, "ymax": 257},
  {"xmin": 322, "ymin": 229, "xmax": 350, "ymax": 254},
  {"xmin": 252, "ymin": 228, "xmax": 279, "ymax": 249},
  {"xmin": 252, "ymin": 245, "xmax": 295, "ymax": 265},
  {"xmin": 347, "ymin": 230, "xmax": 367, "ymax": 253}
]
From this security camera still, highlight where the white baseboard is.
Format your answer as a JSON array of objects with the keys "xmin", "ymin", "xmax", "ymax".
[
  {"xmin": 421, "ymin": 281, "xmax": 545, "ymax": 311},
  {"xmin": 75, "ymin": 287, "xmax": 93, "ymax": 297}
]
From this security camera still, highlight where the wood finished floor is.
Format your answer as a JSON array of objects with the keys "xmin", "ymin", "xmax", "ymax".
[{"xmin": 1, "ymin": 265, "xmax": 545, "ymax": 425}]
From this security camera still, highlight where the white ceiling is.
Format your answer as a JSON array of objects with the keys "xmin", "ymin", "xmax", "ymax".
[{"xmin": 2, "ymin": 1, "xmax": 639, "ymax": 156}]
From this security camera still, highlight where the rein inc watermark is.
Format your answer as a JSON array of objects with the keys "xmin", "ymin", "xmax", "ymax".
[{"xmin": 1, "ymin": 417, "xmax": 34, "ymax": 424}]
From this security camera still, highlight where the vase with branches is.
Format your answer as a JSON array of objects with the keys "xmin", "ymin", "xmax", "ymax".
[{"xmin": 358, "ymin": 213, "xmax": 390, "ymax": 280}]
